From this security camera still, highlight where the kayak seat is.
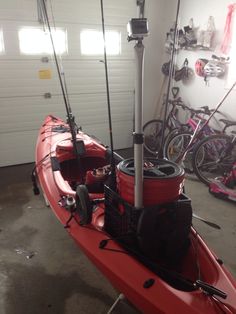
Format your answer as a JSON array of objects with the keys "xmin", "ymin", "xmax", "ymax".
[{"xmin": 60, "ymin": 157, "xmax": 108, "ymax": 185}]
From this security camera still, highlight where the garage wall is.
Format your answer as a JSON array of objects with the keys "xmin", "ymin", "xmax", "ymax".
[
  {"xmin": 174, "ymin": 0, "xmax": 236, "ymax": 121},
  {"xmin": 143, "ymin": 0, "xmax": 173, "ymax": 124}
]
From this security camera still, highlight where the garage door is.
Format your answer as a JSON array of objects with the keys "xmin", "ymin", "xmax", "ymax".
[{"xmin": 0, "ymin": 0, "xmax": 136, "ymax": 166}]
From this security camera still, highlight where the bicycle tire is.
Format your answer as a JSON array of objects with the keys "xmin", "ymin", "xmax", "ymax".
[
  {"xmin": 143, "ymin": 119, "xmax": 163, "ymax": 155},
  {"xmin": 163, "ymin": 124, "xmax": 191, "ymax": 156},
  {"xmin": 165, "ymin": 131, "xmax": 195, "ymax": 173},
  {"xmin": 192, "ymin": 134, "xmax": 236, "ymax": 185}
]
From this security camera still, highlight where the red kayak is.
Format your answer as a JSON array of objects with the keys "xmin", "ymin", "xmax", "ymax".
[{"xmin": 34, "ymin": 114, "xmax": 236, "ymax": 314}]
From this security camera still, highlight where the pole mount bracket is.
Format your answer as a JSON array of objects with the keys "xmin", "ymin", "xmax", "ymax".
[{"xmin": 133, "ymin": 132, "xmax": 144, "ymax": 144}]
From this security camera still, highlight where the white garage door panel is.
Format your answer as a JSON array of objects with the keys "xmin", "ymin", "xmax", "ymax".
[
  {"xmin": 0, "ymin": 130, "xmax": 38, "ymax": 167},
  {"xmin": 0, "ymin": 122, "xmax": 133, "ymax": 168},
  {"xmin": 0, "ymin": 60, "xmax": 61, "ymax": 97},
  {"xmin": 0, "ymin": 0, "xmax": 135, "ymax": 24},
  {"xmin": 0, "ymin": 0, "xmax": 38, "ymax": 21},
  {"xmin": 0, "ymin": 59, "xmax": 134, "ymax": 97},
  {"xmin": 50, "ymin": 0, "xmax": 135, "ymax": 25},
  {"xmin": 62, "ymin": 60, "xmax": 135, "ymax": 94},
  {"xmin": 0, "ymin": 0, "xmax": 135, "ymax": 166},
  {"xmin": 0, "ymin": 121, "xmax": 133, "ymax": 167},
  {"xmin": 70, "ymin": 92, "xmax": 134, "ymax": 126},
  {"xmin": 0, "ymin": 96, "xmax": 65, "ymax": 133},
  {"xmin": 0, "ymin": 91, "xmax": 133, "ymax": 132},
  {"xmin": 84, "ymin": 120, "xmax": 133, "ymax": 150}
]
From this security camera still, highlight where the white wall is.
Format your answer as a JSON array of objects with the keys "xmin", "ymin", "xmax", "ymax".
[
  {"xmin": 143, "ymin": 0, "xmax": 176, "ymax": 124},
  {"xmin": 174, "ymin": 0, "xmax": 236, "ymax": 121},
  {"xmin": 145, "ymin": 0, "xmax": 236, "ymax": 124}
]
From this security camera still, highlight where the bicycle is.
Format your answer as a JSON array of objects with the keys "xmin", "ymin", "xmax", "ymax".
[
  {"xmin": 164, "ymin": 106, "xmax": 221, "ymax": 172},
  {"xmin": 143, "ymin": 96, "xmax": 192, "ymax": 155},
  {"xmin": 166, "ymin": 118, "xmax": 236, "ymax": 180},
  {"xmin": 192, "ymin": 130, "xmax": 236, "ymax": 185}
]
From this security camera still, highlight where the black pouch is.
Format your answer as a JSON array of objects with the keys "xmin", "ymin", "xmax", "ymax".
[{"xmin": 137, "ymin": 196, "xmax": 192, "ymax": 266}]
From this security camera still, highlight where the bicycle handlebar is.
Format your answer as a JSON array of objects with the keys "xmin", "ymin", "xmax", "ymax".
[
  {"xmin": 167, "ymin": 99, "xmax": 222, "ymax": 118},
  {"xmin": 168, "ymin": 97, "xmax": 192, "ymax": 111},
  {"xmin": 191, "ymin": 106, "xmax": 221, "ymax": 116}
]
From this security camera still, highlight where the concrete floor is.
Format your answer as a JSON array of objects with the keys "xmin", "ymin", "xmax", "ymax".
[{"xmin": 0, "ymin": 152, "xmax": 235, "ymax": 314}]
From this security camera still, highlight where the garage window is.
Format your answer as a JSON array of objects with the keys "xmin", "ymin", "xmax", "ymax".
[
  {"xmin": 80, "ymin": 29, "xmax": 121, "ymax": 55},
  {"xmin": 18, "ymin": 27, "xmax": 68, "ymax": 55},
  {"xmin": 0, "ymin": 30, "xmax": 5, "ymax": 54}
]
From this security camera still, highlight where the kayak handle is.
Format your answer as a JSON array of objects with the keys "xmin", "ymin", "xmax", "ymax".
[{"xmin": 195, "ymin": 280, "xmax": 227, "ymax": 299}]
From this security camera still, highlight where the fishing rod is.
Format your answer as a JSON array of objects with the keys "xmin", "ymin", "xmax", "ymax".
[
  {"xmin": 159, "ymin": 0, "xmax": 180, "ymax": 159},
  {"xmin": 176, "ymin": 80, "xmax": 236, "ymax": 164},
  {"xmin": 48, "ymin": 0, "xmax": 72, "ymax": 110},
  {"xmin": 100, "ymin": 0, "xmax": 116, "ymax": 188},
  {"xmin": 39, "ymin": 0, "xmax": 83, "ymax": 158}
]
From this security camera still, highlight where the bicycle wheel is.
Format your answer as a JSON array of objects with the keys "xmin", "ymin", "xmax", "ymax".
[
  {"xmin": 165, "ymin": 131, "xmax": 196, "ymax": 173},
  {"xmin": 163, "ymin": 124, "xmax": 192, "ymax": 155},
  {"xmin": 143, "ymin": 119, "xmax": 163, "ymax": 155},
  {"xmin": 192, "ymin": 134, "xmax": 236, "ymax": 185}
]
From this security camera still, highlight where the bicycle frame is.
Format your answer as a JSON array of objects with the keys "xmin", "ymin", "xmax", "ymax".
[
  {"xmin": 175, "ymin": 119, "xmax": 215, "ymax": 164},
  {"xmin": 164, "ymin": 100, "xmax": 183, "ymax": 131},
  {"xmin": 174, "ymin": 81, "xmax": 236, "ymax": 165},
  {"xmin": 175, "ymin": 112, "xmax": 227, "ymax": 165}
]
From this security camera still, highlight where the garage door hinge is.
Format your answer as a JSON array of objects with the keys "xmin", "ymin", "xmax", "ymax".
[{"xmin": 44, "ymin": 93, "xmax": 52, "ymax": 99}]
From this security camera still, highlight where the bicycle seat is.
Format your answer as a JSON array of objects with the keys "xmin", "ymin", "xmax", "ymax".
[
  {"xmin": 219, "ymin": 119, "xmax": 236, "ymax": 127},
  {"xmin": 200, "ymin": 106, "xmax": 211, "ymax": 115},
  {"xmin": 193, "ymin": 108, "xmax": 209, "ymax": 115}
]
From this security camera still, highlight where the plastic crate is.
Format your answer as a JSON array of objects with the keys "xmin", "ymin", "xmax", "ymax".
[
  {"xmin": 104, "ymin": 185, "xmax": 192, "ymax": 240},
  {"xmin": 104, "ymin": 185, "xmax": 141, "ymax": 238}
]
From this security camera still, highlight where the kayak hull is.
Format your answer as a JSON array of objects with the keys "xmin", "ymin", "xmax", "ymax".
[{"xmin": 35, "ymin": 115, "xmax": 236, "ymax": 314}]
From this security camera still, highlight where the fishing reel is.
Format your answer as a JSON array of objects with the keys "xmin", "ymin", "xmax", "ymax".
[
  {"xmin": 59, "ymin": 191, "xmax": 93, "ymax": 227},
  {"xmin": 59, "ymin": 195, "xmax": 76, "ymax": 212}
]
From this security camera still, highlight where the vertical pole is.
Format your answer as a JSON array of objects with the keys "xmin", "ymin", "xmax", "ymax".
[
  {"xmin": 132, "ymin": 0, "xmax": 146, "ymax": 208},
  {"xmin": 134, "ymin": 40, "xmax": 144, "ymax": 208},
  {"xmin": 100, "ymin": 0, "xmax": 116, "ymax": 188}
]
